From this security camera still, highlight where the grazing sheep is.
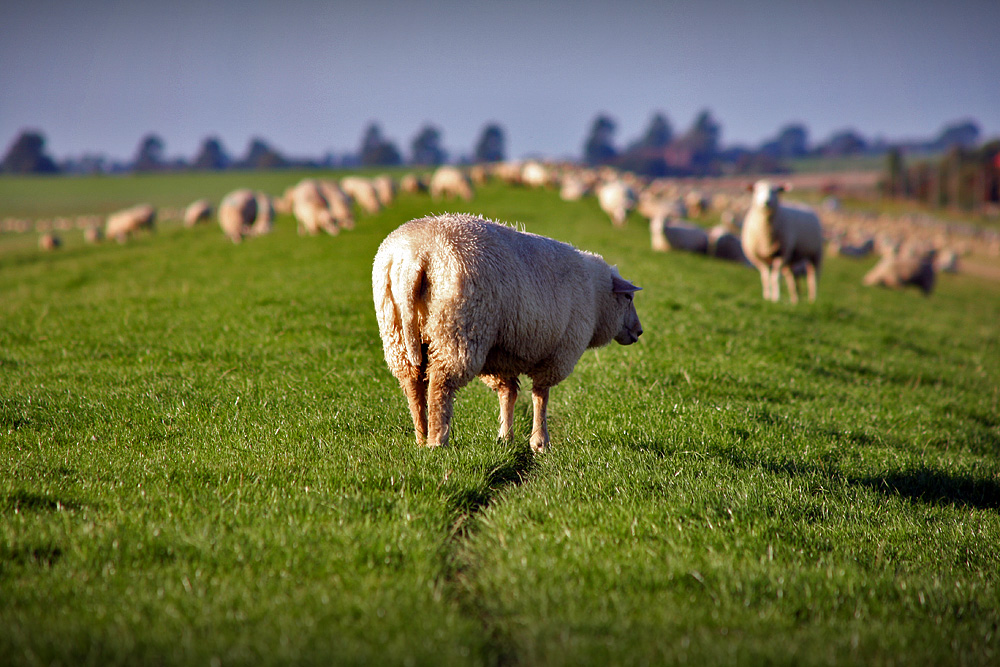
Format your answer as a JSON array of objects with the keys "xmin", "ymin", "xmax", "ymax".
[
  {"xmin": 521, "ymin": 161, "xmax": 552, "ymax": 188},
  {"xmin": 287, "ymin": 180, "xmax": 340, "ymax": 236},
  {"xmin": 38, "ymin": 233, "xmax": 61, "ymax": 251},
  {"xmin": 741, "ymin": 180, "xmax": 823, "ymax": 303},
  {"xmin": 597, "ymin": 179, "xmax": 636, "ymax": 227},
  {"xmin": 318, "ymin": 180, "xmax": 355, "ymax": 230},
  {"xmin": 372, "ymin": 174, "xmax": 397, "ymax": 208},
  {"xmin": 105, "ymin": 204, "xmax": 156, "ymax": 243},
  {"xmin": 649, "ymin": 218, "xmax": 709, "ymax": 254},
  {"xmin": 83, "ymin": 226, "xmax": 104, "ymax": 244},
  {"xmin": 372, "ymin": 213, "xmax": 643, "ymax": 453},
  {"xmin": 429, "ymin": 166, "xmax": 475, "ymax": 201},
  {"xmin": 863, "ymin": 243, "xmax": 937, "ymax": 295},
  {"xmin": 218, "ymin": 189, "xmax": 272, "ymax": 243},
  {"xmin": 559, "ymin": 173, "xmax": 590, "ymax": 201},
  {"xmin": 183, "ymin": 198, "xmax": 213, "ymax": 227},
  {"xmin": 341, "ymin": 176, "xmax": 382, "ymax": 215},
  {"xmin": 400, "ymin": 173, "xmax": 429, "ymax": 194}
]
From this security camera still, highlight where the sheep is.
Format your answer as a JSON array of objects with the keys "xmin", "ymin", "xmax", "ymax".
[
  {"xmin": 38, "ymin": 233, "xmax": 61, "ymax": 251},
  {"xmin": 741, "ymin": 180, "xmax": 824, "ymax": 303},
  {"xmin": 287, "ymin": 180, "xmax": 340, "ymax": 236},
  {"xmin": 318, "ymin": 180, "xmax": 355, "ymax": 230},
  {"xmin": 400, "ymin": 173, "xmax": 429, "ymax": 194},
  {"xmin": 105, "ymin": 204, "xmax": 156, "ymax": 243},
  {"xmin": 596, "ymin": 179, "xmax": 636, "ymax": 227},
  {"xmin": 429, "ymin": 165, "xmax": 475, "ymax": 201},
  {"xmin": 218, "ymin": 189, "xmax": 273, "ymax": 243},
  {"xmin": 649, "ymin": 218, "xmax": 709, "ymax": 254},
  {"xmin": 341, "ymin": 176, "xmax": 382, "ymax": 215},
  {"xmin": 559, "ymin": 173, "xmax": 590, "ymax": 201},
  {"xmin": 372, "ymin": 174, "xmax": 397, "ymax": 208},
  {"xmin": 521, "ymin": 160, "xmax": 552, "ymax": 188},
  {"xmin": 863, "ymin": 242, "xmax": 937, "ymax": 295},
  {"xmin": 83, "ymin": 226, "xmax": 104, "ymax": 244},
  {"xmin": 183, "ymin": 198, "xmax": 213, "ymax": 227},
  {"xmin": 372, "ymin": 213, "xmax": 643, "ymax": 453}
]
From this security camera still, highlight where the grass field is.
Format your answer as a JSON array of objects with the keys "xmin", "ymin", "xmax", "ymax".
[{"xmin": 2, "ymin": 173, "xmax": 999, "ymax": 666}]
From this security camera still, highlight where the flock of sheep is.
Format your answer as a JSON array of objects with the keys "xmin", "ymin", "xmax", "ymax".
[{"xmin": 8, "ymin": 160, "xmax": 1000, "ymax": 299}]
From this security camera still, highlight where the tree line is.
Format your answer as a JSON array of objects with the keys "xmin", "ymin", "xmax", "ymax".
[{"xmin": 0, "ymin": 113, "xmax": 988, "ymax": 181}]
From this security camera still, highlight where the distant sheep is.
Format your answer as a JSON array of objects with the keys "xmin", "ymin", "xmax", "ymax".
[
  {"xmin": 400, "ymin": 173, "xmax": 429, "ymax": 194},
  {"xmin": 863, "ymin": 243, "xmax": 937, "ymax": 295},
  {"xmin": 597, "ymin": 180, "xmax": 636, "ymax": 227},
  {"xmin": 341, "ymin": 176, "xmax": 382, "ymax": 215},
  {"xmin": 38, "ymin": 233, "xmax": 61, "ymax": 251},
  {"xmin": 318, "ymin": 180, "xmax": 355, "ymax": 230},
  {"xmin": 741, "ymin": 180, "xmax": 823, "ymax": 303},
  {"xmin": 372, "ymin": 174, "xmax": 397, "ymax": 208},
  {"xmin": 373, "ymin": 213, "xmax": 642, "ymax": 453},
  {"xmin": 105, "ymin": 204, "xmax": 156, "ymax": 243},
  {"xmin": 183, "ymin": 198, "xmax": 213, "ymax": 227},
  {"xmin": 649, "ymin": 218, "xmax": 709, "ymax": 254},
  {"xmin": 218, "ymin": 189, "xmax": 273, "ymax": 243},
  {"xmin": 429, "ymin": 166, "xmax": 474, "ymax": 201},
  {"xmin": 287, "ymin": 180, "xmax": 340, "ymax": 236}
]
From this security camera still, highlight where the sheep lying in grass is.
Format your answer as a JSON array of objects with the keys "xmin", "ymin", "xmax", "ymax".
[
  {"xmin": 373, "ymin": 213, "xmax": 643, "ymax": 453},
  {"xmin": 105, "ymin": 204, "xmax": 156, "ymax": 243},
  {"xmin": 863, "ymin": 242, "xmax": 937, "ymax": 295},
  {"xmin": 649, "ymin": 218, "xmax": 709, "ymax": 254},
  {"xmin": 218, "ymin": 189, "xmax": 273, "ymax": 243},
  {"xmin": 429, "ymin": 166, "xmax": 474, "ymax": 201},
  {"xmin": 183, "ymin": 198, "xmax": 213, "ymax": 227},
  {"xmin": 741, "ymin": 180, "xmax": 823, "ymax": 303}
]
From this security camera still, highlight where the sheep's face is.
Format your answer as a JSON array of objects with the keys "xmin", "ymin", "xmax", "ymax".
[
  {"xmin": 611, "ymin": 275, "xmax": 643, "ymax": 345},
  {"xmin": 751, "ymin": 181, "xmax": 785, "ymax": 212}
]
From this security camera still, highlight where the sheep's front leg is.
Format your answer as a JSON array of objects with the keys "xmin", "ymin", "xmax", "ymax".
[
  {"xmin": 530, "ymin": 386, "xmax": 550, "ymax": 454},
  {"xmin": 480, "ymin": 374, "xmax": 519, "ymax": 441},
  {"xmin": 769, "ymin": 259, "xmax": 784, "ymax": 302},
  {"xmin": 805, "ymin": 262, "xmax": 818, "ymax": 302},
  {"xmin": 781, "ymin": 265, "xmax": 799, "ymax": 304}
]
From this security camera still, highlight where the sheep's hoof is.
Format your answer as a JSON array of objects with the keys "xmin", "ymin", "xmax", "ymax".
[{"xmin": 530, "ymin": 442, "xmax": 548, "ymax": 455}]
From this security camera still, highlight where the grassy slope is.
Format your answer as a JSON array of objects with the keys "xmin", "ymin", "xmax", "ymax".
[{"xmin": 1, "ymin": 176, "xmax": 999, "ymax": 665}]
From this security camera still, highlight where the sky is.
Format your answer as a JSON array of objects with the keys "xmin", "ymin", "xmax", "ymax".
[{"xmin": 2, "ymin": 0, "xmax": 998, "ymax": 163}]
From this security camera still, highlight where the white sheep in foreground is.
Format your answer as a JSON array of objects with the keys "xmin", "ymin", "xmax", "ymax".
[
  {"xmin": 596, "ymin": 179, "xmax": 636, "ymax": 227},
  {"xmin": 218, "ymin": 189, "xmax": 273, "ymax": 243},
  {"xmin": 862, "ymin": 242, "xmax": 937, "ymax": 295},
  {"xmin": 372, "ymin": 213, "xmax": 643, "ymax": 453},
  {"xmin": 105, "ymin": 204, "xmax": 156, "ymax": 243},
  {"xmin": 183, "ymin": 198, "xmax": 213, "ymax": 227},
  {"xmin": 429, "ymin": 166, "xmax": 475, "ymax": 201},
  {"xmin": 741, "ymin": 180, "xmax": 823, "ymax": 303}
]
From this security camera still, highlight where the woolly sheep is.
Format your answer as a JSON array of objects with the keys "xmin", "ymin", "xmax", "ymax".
[
  {"xmin": 429, "ymin": 166, "xmax": 475, "ymax": 201},
  {"xmin": 38, "ymin": 233, "xmax": 61, "ymax": 251},
  {"xmin": 400, "ymin": 173, "xmax": 429, "ymax": 194},
  {"xmin": 287, "ymin": 180, "xmax": 340, "ymax": 236},
  {"xmin": 218, "ymin": 189, "xmax": 273, "ymax": 243},
  {"xmin": 372, "ymin": 213, "xmax": 643, "ymax": 453},
  {"xmin": 649, "ymin": 218, "xmax": 709, "ymax": 254},
  {"xmin": 105, "ymin": 204, "xmax": 156, "ymax": 243},
  {"xmin": 372, "ymin": 174, "xmax": 397, "ymax": 208},
  {"xmin": 862, "ymin": 242, "xmax": 937, "ymax": 295},
  {"xmin": 521, "ymin": 161, "xmax": 552, "ymax": 188},
  {"xmin": 341, "ymin": 176, "xmax": 382, "ymax": 215},
  {"xmin": 597, "ymin": 179, "xmax": 636, "ymax": 227},
  {"xmin": 741, "ymin": 180, "xmax": 824, "ymax": 303},
  {"xmin": 318, "ymin": 180, "xmax": 355, "ymax": 230},
  {"xmin": 184, "ymin": 198, "xmax": 213, "ymax": 227}
]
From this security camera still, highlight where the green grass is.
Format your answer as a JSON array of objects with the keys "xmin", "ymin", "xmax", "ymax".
[{"xmin": 2, "ymin": 174, "xmax": 999, "ymax": 666}]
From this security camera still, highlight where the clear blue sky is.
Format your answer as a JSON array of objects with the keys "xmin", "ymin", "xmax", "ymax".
[{"xmin": 2, "ymin": 0, "xmax": 998, "ymax": 162}]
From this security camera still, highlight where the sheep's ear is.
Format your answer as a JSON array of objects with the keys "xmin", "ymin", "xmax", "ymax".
[
  {"xmin": 612, "ymin": 275, "xmax": 641, "ymax": 293},
  {"xmin": 745, "ymin": 183, "xmax": 755, "ymax": 192}
]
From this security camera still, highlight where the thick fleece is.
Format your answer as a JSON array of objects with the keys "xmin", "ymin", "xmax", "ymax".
[{"xmin": 373, "ymin": 213, "xmax": 642, "ymax": 452}]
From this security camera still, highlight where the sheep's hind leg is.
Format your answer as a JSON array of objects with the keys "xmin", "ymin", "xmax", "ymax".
[
  {"xmin": 805, "ymin": 262, "xmax": 818, "ymax": 302},
  {"xmin": 399, "ymin": 367, "xmax": 428, "ymax": 445},
  {"xmin": 530, "ymin": 386, "xmax": 550, "ymax": 454},
  {"xmin": 781, "ymin": 265, "xmax": 799, "ymax": 304},
  {"xmin": 427, "ymin": 368, "xmax": 458, "ymax": 448}
]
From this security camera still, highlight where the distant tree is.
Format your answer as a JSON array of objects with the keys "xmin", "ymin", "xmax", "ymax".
[
  {"xmin": 679, "ymin": 109, "xmax": 721, "ymax": 170},
  {"xmin": 133, "ymin": 133, "xmax": 165, "ymax": 171},
  {"xmin": 191, "ymin": 136, "xmax": 230, "ymax": 170},
  {"xmin": 583, "ymin": 114, "xmax": 618, "ymax": 166},
  {"xmin": 410, "ymin": 125, "xmax": 447, "ymax": 166},
  {"xmin": 0, "ymin": 130, "xmax": 60, "ymax": 174},
  {"xmin": 637, "ymin": 112, "xmax": 673, "ymax": 149},
  {"xmin": 760, "ymin": 123, "xmax": 809, "ymax": 158},
  {"xmin": 932, "ymin": 120, "xmax": 980, "ymax": 152},
  {"xmin": 238, "ymin": 138, "xmax": 289, "ymax": 169},
  {"xmin": 359, "ymin": 123, "xmax": 402, "ymax": 167},
  {"xmin": 820, "ymin": 129, "xmax": 868, "ymax": 156},
  {"xmin": 474, "ymin": 123, "xmax": 506, "ymax": 163}
]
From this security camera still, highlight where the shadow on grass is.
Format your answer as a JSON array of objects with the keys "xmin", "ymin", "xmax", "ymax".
[{"xmin": 3, "ymin": 490, "xmax": 84, "ymax": 513}]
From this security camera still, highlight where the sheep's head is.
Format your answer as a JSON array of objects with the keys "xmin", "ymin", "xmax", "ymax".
[
  {"xmin": 611, "ymin": 274, "xmax": 643, "ymax": 345},
  {"xmin": 749, "ymin": 180, "xmax": 786, "ymax": 212}
]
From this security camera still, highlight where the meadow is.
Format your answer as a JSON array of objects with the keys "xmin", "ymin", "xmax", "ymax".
[{"xmin": 1, "ymin": 172, "xmax": 999, "ymax": 666}]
